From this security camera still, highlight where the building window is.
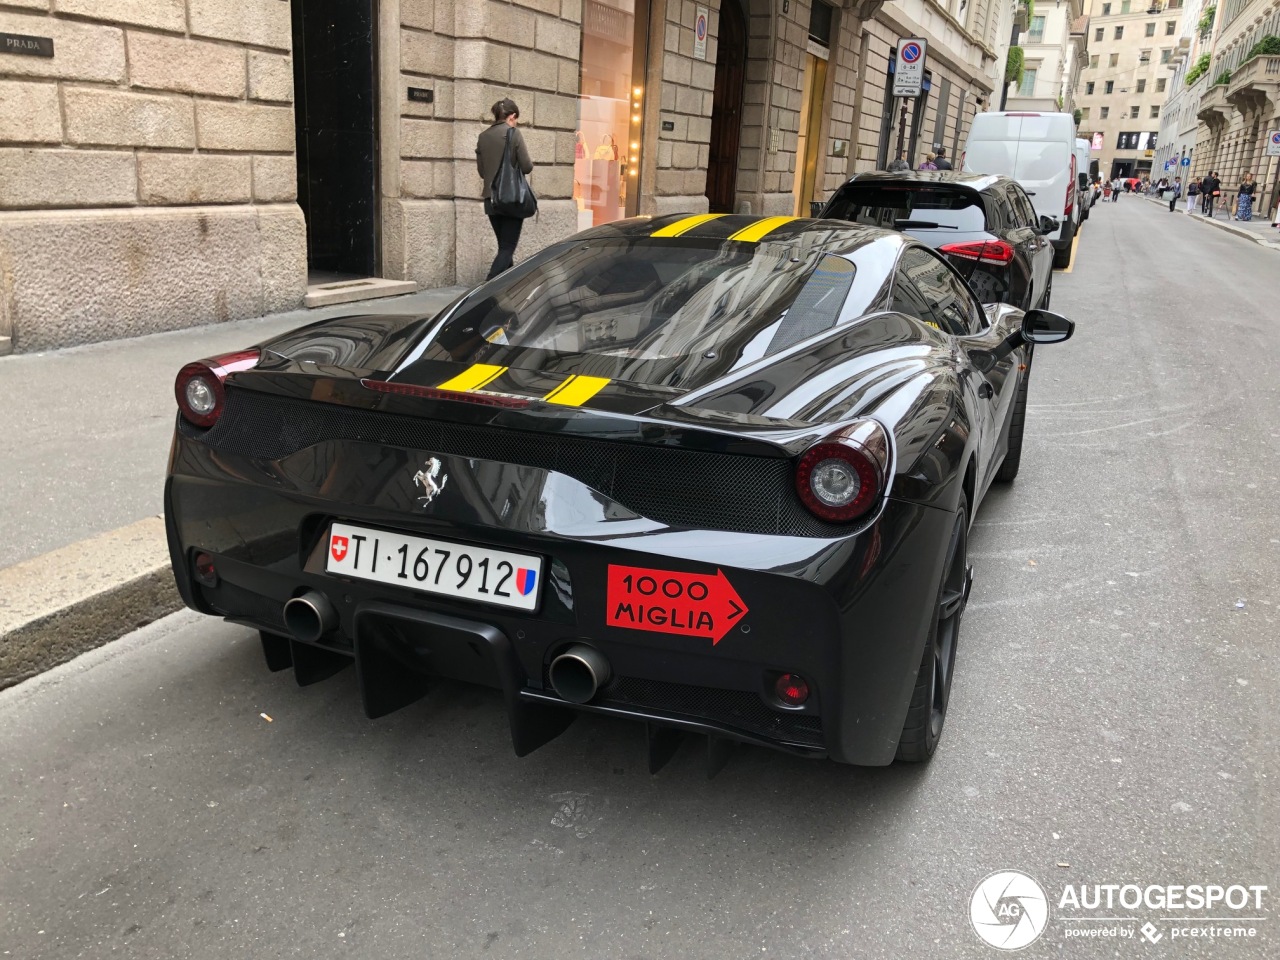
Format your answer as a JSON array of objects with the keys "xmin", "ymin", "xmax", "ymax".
[
  {"xmin": 808, "ymin": 0, "xmax": 833, "ymax": 45},
  {"xmin": 1166, "ymin": 20, "xmax": 1177, "ymax": 34},
  {"xmin": 1095, "ymin": 27, "xmax": 1104, "ymax": 41},
  {"xmin": 1105, "ymin": 80, "xmax": 1115, "ymax": 93},
  {"xmin": 1103, "ymin": 2, "xmax": 1111, "ymax": 12},
  {"xmin": 1151, "ymin": 105, "xmax": 1160, "ymax": 118},
  {"xmin": 1101, "ymin": 106, "xmax": 1110, "ymax": 118},
  {"xmin": 1137, "ymin": 78, "xmax": 1146, "ymax": 92},
  {"xmin": 1121, "ymin": 0, "xmax": 1131, "ymax": 11},
  {"xmin": 1146, "ymin": 22, "xmax": 1156, "ymax": 36},
  {"xmin": 1018, "ymin": 66, "xmax": 1038, "ymax": 96},
  {"xmin": 1115, "ymin": 26, "xmax": 1125, "ymax": 39},
  {"xmin": 1090, "ymin": 54, "xmax": 1099, "ymax": 68},
  {"xmin": 1156, "ymin": 77, "xmax": 1167, "ymax": 92},
  {"xmin": 1081, "ymin": 106, "xmax": 1090, "ymax": 119},
  {"xmin": 575, "ymin": 0, "xmax": 650, "ymax": 226},
  {"xmin": 1140, "ymin": 49, "xmax": 1152, "ymax": 62},
  {"xmin": 1028, "ymin": 15, "xmax": 1045, "ymax": 42},
  {"xmin": 1130, "ymin": 105, "xmax": 1140, "ymax": 118},
  {"xmin": 1087, "ymin": 81, "xmax": 1096, "ymax": 94},
  {"xmin": 1160, "ymin": 48, "xmax": 1172, "ymax": 63},
  {"xmin": 1110, "ymin": 52, "xmax": 1119, "ymax": 67}
]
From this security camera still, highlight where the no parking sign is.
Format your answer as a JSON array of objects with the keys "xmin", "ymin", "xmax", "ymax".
[
  {"xmin": 1267, "ymin": 130, "xmax": 1280, "ymax": 157},
  {"xmin": 893, "ymin": 38, "xmax": 928, "ymax": 97},
  {"xmin": 694, "ymin": 7, "xmax": 708, "ymax": 61}
]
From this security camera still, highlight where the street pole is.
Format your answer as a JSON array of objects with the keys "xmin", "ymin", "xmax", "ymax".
[{"xmin": 895, "ymin": 99, "xmax": 907, "ymax": 162}]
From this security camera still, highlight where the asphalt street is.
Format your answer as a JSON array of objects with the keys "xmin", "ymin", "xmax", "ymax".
[{"xmin": 2, "ymin": 199, "xmax": 1278, "ymax": 959}]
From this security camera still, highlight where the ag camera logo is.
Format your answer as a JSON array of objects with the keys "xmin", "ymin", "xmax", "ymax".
[{"xmin": 970, "ymin": 870, "xmax": 1050, "ymax": 950}]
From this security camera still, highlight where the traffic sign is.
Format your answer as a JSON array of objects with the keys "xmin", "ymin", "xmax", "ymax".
[
  {"xmin": 1181, "ymin": 156, "xmax": 1191, "ymax": 166},
  {"xmin": 893, "ymin": 38, "xmax": 927, "ymax": 97},
  {"xmin": 1267, "ymin": 130, "xmax": 1280, "ymax": 157}
]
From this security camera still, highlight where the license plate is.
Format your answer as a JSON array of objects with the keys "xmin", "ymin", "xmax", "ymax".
[{"xmin": 325, "ymin": 522, "xmax": 542, "ymax": 612}]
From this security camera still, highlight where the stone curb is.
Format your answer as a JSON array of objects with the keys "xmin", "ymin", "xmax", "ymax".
[{"xmin": 0, "ymin": 517, "xmax": 180, "ymax": 690}]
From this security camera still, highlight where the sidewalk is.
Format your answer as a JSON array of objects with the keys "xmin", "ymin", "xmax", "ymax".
[
  {"xmin": 1141, "ymin": 193, "xmax": 1280, "ymax": 249},
  {"xmin": 0, "ymin": 284, "xmax": 463, "ymax": 686}
]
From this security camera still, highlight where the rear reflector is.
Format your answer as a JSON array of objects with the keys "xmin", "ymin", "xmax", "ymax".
[
  {"xmin": 939, "ymin": 239, "xmax": 1016, "ymax": 265},
  {"xmin": 360, "ymin": 378, "xmax": 530, "ymax": 407}
]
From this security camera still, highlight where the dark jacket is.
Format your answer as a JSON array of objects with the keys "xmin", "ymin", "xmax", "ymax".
[
  {"xmin": 934, "ymin": 157, "xmax": 953, "ymax": 170},
  {"xmin": 476, "ymin": 123, "xmax": 533, "ymax": 200}
]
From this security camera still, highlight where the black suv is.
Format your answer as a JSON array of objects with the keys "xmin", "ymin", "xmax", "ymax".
[{"xmin": 817, "ymin": 171, "xmax": 1057, "ymax": 311}]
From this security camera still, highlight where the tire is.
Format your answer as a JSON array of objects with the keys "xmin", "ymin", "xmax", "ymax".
[
  {"xmin": 994, "ymin": 359, "xmax": 1032, "ymax": 483},
  {"xmin": 1052, "ymin": 242, "xmax": 1072, "ymax": 269},
  {"xmin": 895, "ymin": 501, "xmax": 971, "ymax": 763}
]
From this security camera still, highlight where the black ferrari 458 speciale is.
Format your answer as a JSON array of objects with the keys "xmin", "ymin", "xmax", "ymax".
[{"xmin": 165, "ymin": 213, "xmax": 1074, "ymax": 770}]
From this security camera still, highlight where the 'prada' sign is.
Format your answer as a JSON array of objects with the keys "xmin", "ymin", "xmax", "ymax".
[{"xmin": 1, "ymin": 32, "xmax": 54, "ymax": 57}]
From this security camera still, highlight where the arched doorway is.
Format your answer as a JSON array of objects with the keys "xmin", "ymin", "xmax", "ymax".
[{"xmin": 705, "ymin": 0, "xmax": 747, "ymax": 213}]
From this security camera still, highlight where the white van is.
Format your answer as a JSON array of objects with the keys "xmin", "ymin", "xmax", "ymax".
[
  {"xmin": 962, "ymin": 112, "xmax": 1079, "ymax": 268},
  {"xmin": 1074, "ymin": 138, "xmax": 1092, "ymax": 222}
]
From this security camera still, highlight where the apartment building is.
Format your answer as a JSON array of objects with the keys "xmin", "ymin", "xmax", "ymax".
[
  {"xmin": 1006, "ymin": 0, "xmax": 1089, "ymax": 115},
  {"xmin": 1152, "ymin": 0, "xmax": 1212, "ymax": 176},
  {"xmin": 1189, "ymin": 0, "xmax": 1280, "ymax": 216},
  {"xmin": 1075, "ymin": 0, "xmax": 1188, "ymax": 179}
]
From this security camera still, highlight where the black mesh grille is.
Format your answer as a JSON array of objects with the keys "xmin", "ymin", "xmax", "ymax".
[
  {"xmin": 187, "ymin": 387, "xmax": 853, "ymax": 537},
  {"xmin": 594, "ymin": 675, "xmax": 824, "ymax": 747}
]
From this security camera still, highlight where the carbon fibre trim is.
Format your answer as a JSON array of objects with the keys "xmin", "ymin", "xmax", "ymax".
[{"xmin": 184, "ymin": 387, "xmax": 858, "ymax": 536}]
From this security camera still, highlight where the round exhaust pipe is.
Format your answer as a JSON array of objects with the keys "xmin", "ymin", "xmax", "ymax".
[
  {"xmin": 548, "ymin": 644, "xmax": 612, "ymax": 704},
  {"xmin": 283, "ymin": 590, "xmax": 337, "ymax": 644}
]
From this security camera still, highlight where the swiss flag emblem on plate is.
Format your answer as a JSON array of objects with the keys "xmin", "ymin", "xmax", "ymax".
[{"xmin": 330, "ymin": 535, "xmax": 349, "ymax": 562}]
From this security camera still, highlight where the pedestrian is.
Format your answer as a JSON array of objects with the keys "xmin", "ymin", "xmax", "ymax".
[
  {"xmin": 1168, "ymin": 177, "xmax": 1182, "ymax": 212},
  {"xmin": 918, "ymin": 153, "xmax": 938, "ymax": 170},
  {"xmin": 934, "ymin": 147, "xmax": 953, "ymax": 171},
  {"xmin": 1111, "ymin": 177, "xmax": 1122, "ymax": 201},
  {"xmin": 1235, "ymin": 172, "xmax": 1257, "ymax": 221},
  {"xmin": 1201, "ymin": 171, "xmax": 1220, "ymax": 216},
  {"xmin": 1186, "ymin": 177, "xmax": 1198, "ymax": 213},
  {"xmin": 476, "ymin": 98, "xmax": 534, "ymax": 280},
  {"xmin": 887, "ymin": 150, "xmax": 909, "ymax": 172}
]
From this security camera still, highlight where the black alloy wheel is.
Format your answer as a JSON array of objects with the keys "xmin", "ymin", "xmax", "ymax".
[{"xmin": 896, "ymin": 502, "xmax": 971, "ymax": 762}]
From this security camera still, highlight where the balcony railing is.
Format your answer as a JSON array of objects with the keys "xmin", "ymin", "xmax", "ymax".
[
  {"xmin": 1198, "ymin": 82, "xmax": 1229, "ymax": 114},
  {"xmin": 1227, "ymin": 55, "xmax": 1280, "ymax": 97}
]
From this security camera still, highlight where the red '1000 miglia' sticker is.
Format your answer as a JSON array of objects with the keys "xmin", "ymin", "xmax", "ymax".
[{"xmin": 606, "ymin": 565, "xmax": 747, "ymax": 645}]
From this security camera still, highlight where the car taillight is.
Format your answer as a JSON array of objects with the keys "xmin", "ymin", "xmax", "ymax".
[
  {"xmin": 794, "ymin": 420, "xmax": 891, "ymax": 523},
  {"xmin": 939, "ymin": 240, "xmax": 1016, "ymax": 265},
  {"xmin": 174, "ymin": 349, "xmax": 260, "ymax": 427},
  {"xmin": 1065, "ymin": 155, "xmax": 1076, "ymax": 215}
]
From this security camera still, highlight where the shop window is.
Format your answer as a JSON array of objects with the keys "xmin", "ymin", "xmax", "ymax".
[{"xmin": 575, "ymin": 0, "xmax": 651, "ymax": 229}]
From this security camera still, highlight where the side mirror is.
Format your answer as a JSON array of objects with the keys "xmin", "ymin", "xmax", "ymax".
[
  {"xmin": 1022, "ymin": 309, "xmax": 1075, "ymax": 344},
  {"xmin": 1037, "ymin": 215, "xmax": 1060, "ymax": 235},
  {"xmin": 809, "ymin": 200, "xmax": 825, "ymax": 218}
]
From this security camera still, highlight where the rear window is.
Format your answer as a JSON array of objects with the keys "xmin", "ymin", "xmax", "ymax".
[
  {"xmin": 824, "ymin": 185, "xmax": 987, "ymax": 232},
  {"xmin": 413, "ymin": 238, "xmax": 857, "ymax": 388}
]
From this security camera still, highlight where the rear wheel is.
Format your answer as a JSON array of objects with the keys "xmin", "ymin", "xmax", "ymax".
[
  {"xmin": 1052, "ymin": 243, "xmax": 1072, "ymax": 269},
  {"xmin": 994, "ymin": 357, "xmax": 1032, "ymax": 483},
  {"xmin": 895, "ymin": 502, "xmax": 971, "ymax": 763}
]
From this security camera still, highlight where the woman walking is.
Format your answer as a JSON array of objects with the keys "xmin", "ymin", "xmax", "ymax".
[
  {"xmin": 1186, "ymin": 178, "xmax": 1198, "ymax": 213},
  {"xmin": 1235, "ymin": 173, "xmax": 1257, "ymax": 221},
  {"xmin": 476, "ymin": 98, "xmax": 534, "ymax": 280}
]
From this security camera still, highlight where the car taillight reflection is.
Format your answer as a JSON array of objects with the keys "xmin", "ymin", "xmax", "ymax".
[{"xmin": 174, "ymin": 349, "xmax": 260, "ymax": 428}]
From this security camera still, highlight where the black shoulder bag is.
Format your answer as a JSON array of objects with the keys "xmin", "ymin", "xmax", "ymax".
[{"xmin": 490, "ymin": 129, "xmax": 538, "ymax": 219}]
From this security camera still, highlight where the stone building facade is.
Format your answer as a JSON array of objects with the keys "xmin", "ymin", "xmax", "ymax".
[
  {"xmin": 1, "ymin": 0, "xmax": 1010, "ymax": 355},
  {"xmin": 1186, "ymin": 0, "xmax": 1280, "ymax": 217},
  {"xmin": 1075, "ymin": 0, "xmax": 1191, "ymax": 181}
]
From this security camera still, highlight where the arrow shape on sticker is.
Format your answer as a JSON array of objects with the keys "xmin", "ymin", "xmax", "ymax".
[{"xmin": 605, "ymin": 564, "xmax": 749, "ymax": 646}]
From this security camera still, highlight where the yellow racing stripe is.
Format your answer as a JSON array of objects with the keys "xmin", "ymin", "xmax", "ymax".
[
  {"xmin": 543, "ymin": 374, "xmax": 611, "ymax": 406},
  {"xmin": 650, "ymin": 213, "xmax": 726, "ymax": 237},
  {"xmin": 727, "ymin": 215, "xmax": 797, "ymax": 243},
  {"xmin": 437, "ymin": 363, "xmax": 507, "ymax": 392}
]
